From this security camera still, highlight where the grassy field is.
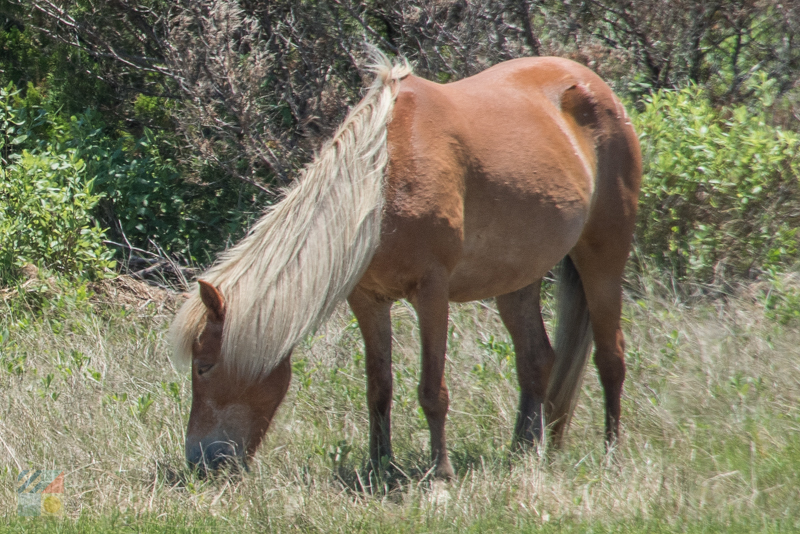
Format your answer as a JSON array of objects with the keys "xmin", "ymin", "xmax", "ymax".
[{"xmin": 1, "ymin": 273, "xmax": 799, "ymax": 532}]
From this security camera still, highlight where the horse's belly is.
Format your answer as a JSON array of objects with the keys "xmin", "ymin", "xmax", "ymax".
[{"xmin": 447, "ymin": 200, "xmax": 586, "ymax": 302}]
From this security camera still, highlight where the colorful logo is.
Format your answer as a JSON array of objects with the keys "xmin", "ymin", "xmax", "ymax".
[{"xmin": 16, "ymin": 470, "xmax": 64, "ymax": 517}]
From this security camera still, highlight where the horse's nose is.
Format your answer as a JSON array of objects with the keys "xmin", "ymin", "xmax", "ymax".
[{"xmin": 187, "ymin": 440, "xmax": 239, "ymax": 475}]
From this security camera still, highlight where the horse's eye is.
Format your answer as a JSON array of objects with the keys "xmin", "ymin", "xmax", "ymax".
[{"xmin": 196, "ymin": 363, "xmax": 214, "ymax": 376}]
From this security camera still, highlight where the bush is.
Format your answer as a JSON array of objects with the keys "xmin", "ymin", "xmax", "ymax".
[
  {"xmin": 65, "ymin": 110, "xmax": 264, "ymax": 264},
  {"xmin": 0, "ymin": 87, "xmax": 114, "ymax": 283},
  {"xmin": 0, "ymin": 82, "xmax": 264, "ymax": 283},
  {"xmin": 633, "ymin": 77, "xmax": 800, "ymax": 282}
]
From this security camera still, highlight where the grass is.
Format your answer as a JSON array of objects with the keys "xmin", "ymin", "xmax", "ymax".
[{"xmin": 0, "ymin": 273, "xmax": 799, "ymax": 532}]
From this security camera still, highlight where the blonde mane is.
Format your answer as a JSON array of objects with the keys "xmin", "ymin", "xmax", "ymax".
[{"xmin": 170, "ymin": 51, "xmax": 411, "ymax": 378}]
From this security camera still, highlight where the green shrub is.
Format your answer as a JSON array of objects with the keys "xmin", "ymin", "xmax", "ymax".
[
  {"xmin": 65, "ymin": 110, "xmax": 263, "ymax": 264},
  {"xmin": 0, "ymin": 147, "xmax": 114, "ymax": 282},
  {"xmin": 1, "ymin": 82, "xmax": 263, "ymax": 279},
  {"xmin": 633, "ymin": 77, "xmax": 800, "ymax": 281},
  {"xmin": 0, "ymin": 85, "xmax": 114, "ymax": 283}
]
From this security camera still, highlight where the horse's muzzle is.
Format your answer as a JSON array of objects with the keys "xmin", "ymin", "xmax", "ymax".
[{"xmin": 186, "ymin": 440, "xmax": 246, "ymax": 476}]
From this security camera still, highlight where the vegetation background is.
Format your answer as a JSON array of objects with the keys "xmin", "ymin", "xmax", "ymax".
[{"xmin": 0, "ymin": 0, "xmax": 799, "ymax": 532}]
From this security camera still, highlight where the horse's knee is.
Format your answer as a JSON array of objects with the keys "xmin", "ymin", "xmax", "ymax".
[
  {"xmin": 367, "ymin": 386, "xmax": 393, "ymax": 416},
  {"xmin": 418, "ymin": 383, "xmax": 449, "ymax": 417}
]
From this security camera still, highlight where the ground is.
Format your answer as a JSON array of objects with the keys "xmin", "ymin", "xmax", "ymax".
[{"xmin": 0, "ymin": 274, "xmax": 799, "ymax": 532}]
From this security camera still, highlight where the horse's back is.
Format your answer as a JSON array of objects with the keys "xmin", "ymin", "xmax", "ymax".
[{"xmin": 361, "ymin": 57, "xmax": 640, "ymax": 302}]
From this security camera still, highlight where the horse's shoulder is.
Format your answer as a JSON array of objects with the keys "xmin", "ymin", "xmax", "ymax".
[{"xmin": 394, "ymin": 74, "xmax": 460, "ymax": 119}]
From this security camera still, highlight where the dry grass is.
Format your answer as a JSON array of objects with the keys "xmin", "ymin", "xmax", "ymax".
[{"xmin": 1, "ymin": 275, "xmax": 799, "ymax": 532}]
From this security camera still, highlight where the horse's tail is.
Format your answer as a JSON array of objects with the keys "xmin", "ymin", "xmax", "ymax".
[{"xmin": 546, "ymin": 254, "xmax": 593, "ymax": 444}]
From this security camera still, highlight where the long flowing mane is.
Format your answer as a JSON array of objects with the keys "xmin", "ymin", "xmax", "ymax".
[{"xmin": 170, "ymin": 51, "xmax": 410, "ymax": 378}]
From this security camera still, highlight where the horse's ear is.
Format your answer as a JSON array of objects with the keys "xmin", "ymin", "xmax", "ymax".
[{"xmin": 198, "ymin": 280, "xmax": 226, "ymax": 322}]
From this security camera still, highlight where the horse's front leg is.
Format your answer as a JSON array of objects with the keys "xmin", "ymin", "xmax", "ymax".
[
  {"xmin": 411, "ymin": 266, "xmax": 455, "ymax": 480},
  {"xmin": 348, "ymin": 287, "xmax": 394, "ymax": 473}
]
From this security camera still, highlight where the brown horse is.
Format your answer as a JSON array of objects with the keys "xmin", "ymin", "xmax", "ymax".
[{"xmin": 170, "ymin": 52, "xmax": 641, "ymax": 479}]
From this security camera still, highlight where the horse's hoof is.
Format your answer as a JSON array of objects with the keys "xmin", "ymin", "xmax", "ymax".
[{"xmin": 433, "ymin": 462, "xmax": 455, "ymax": 481}]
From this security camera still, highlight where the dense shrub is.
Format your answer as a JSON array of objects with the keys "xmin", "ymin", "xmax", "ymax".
[
  {"xmin": 633, "ymin": 78, "xmax": 800, "ymax": 282},
  {"xmin": 0, "ymin": 86, "xmax": 113, "ymax": 283},
  {"xmin": 0, "ymin": 83, "xmax": 264, "ymax": 285},
  {"xmin": 65, "ymin": 111, "xmax": 263, "ymax": 264}
]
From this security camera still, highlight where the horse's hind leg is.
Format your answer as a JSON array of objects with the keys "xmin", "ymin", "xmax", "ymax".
[
  {"xmin": 411, "ymin": 266, "xmax": 455, "ymax": 480},
  {"xmin": 497, "ymin": 280, "xmax": 555, "ymax": 447},
  {"xmin": 348, "ymin": 287, "xmax": 394, "ymax": 471},
  {"xmin": 570, "ymin": 246, "xmax": 629, "ymax": 445}
]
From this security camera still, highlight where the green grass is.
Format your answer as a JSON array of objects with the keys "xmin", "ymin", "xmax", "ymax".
[
  {"xmin": 1, "ymin": 274, "xmax": 799, "ymax": 532},
  {"xmin": 1, "ymin": 515, "xmax": 799, "ymax": 533}
]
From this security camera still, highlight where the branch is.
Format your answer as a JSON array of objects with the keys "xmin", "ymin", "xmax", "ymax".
[{"xmin": 331, "ymin": 0, "xmax": 399, "ymax": 53}]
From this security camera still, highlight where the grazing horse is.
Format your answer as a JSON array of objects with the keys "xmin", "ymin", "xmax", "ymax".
[{"xmin": 170, "ymin": 52, "xmax": 641, "ymax": 479}]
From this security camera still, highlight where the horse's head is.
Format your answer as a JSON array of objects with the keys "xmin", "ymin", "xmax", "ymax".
[{"xmin": 185, "ymin": 280, "xmax": 292, "ymax": 475}]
